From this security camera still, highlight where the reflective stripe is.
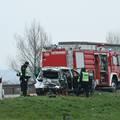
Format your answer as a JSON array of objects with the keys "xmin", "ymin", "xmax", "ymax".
[{"xmin": 82, "ymin": 72, "xmax": 89, "ymax": 82}]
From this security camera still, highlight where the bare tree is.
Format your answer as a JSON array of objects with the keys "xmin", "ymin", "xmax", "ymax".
[
  {"xmin": 10, "ymin": 21, "xmax": 52, "ymax": 79},
  {"xmin": 106, "ymin": 32, "xmax": 120, "ymax": 52},
  {"xmin": 106, "ymin": 32, "xmax": 120, "ymax": 44}
]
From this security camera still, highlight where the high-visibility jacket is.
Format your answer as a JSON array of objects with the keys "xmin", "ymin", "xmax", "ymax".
[
  {"xmin": 82, "ymin": 72, "xmax": 89, "ymax": 82},
  {"xmin": 26, "ymin": 67, "xmax": 31, "ymax": 76},
  {"xmin": 20, "ymin": 65, "xmax": 31, "ymax": 81}
]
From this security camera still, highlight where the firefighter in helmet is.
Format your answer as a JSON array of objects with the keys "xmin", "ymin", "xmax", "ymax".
[{"xmin": 20, "ymin": 61, "xmax": 31, "ymax": 96}]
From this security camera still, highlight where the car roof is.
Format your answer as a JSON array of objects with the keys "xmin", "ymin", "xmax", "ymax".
[{"xmin": 42, "ymin": 67, "xmax": 71, "ymax": 71}]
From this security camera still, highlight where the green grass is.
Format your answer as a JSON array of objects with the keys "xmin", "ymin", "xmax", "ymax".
[{"xmin": 0, "ymin": 92, "xmax": 120, "ymax": 120}]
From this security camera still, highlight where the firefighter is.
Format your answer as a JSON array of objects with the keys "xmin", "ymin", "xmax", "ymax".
[
  {"xmin": 75, "ymin": 75, "xmax": 81, "ymax": 96},
  {"xmin": 88, "ymin": 70, "xmax": 95, "ymax": 95},
  {"xmin": 73, "ymin": 73, "xmax": 80, "ymax": 96},
  {"xmin": 20, "ymin": 61, "xmax": 31, "ymax": 96},
  {"xmin": 80, "ymin": 68, "xmax": 90, "ymax": 97}
]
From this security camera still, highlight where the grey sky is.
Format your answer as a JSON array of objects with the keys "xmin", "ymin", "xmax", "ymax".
[{"xmin": 0, "ymin": 0, "xmax": 120, "ymax": 69}]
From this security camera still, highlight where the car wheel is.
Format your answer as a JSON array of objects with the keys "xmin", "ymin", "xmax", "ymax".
[{"xmin": 111, "ymin": 80, "xmax": 117, "ymax": 92}]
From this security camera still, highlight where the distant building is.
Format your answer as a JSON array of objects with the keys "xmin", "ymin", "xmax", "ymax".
[{"xmin": 58, "ymin": 41, "xmax": 120, "ymax": 52}]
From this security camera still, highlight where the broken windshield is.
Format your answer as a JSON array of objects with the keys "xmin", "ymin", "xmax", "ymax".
[{"xmin": 41, "ymin": 70, "xmax": 59, "ymax": 79}]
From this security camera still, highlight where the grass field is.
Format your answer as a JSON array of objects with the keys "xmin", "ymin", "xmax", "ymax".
[{"xmin": 0, "ymin": 92, "xmax": 120, "ymax": 120}]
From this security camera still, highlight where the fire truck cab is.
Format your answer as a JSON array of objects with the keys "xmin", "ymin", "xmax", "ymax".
[
  {"xmin": 73, "ymin": 49, "xmax": 120, "ymax": 91},
  {"xmin": 95, "ymin": 50, "xmax": 120, "ymax": 91}
]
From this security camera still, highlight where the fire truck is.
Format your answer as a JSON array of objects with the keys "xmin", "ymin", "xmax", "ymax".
[{"xmin": 41, "ymin": 47, "xmax": 120, "ymax": 91}]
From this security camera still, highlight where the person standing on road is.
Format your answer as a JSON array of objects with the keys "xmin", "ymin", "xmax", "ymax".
[{"xmin": 20, "ymin": 61, "xmax": 30, "ymax": 96}]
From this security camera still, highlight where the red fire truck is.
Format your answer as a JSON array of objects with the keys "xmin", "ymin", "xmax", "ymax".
[{"xmin": 41, "ymin": 48, "xmax": 120, "ymax": 91}]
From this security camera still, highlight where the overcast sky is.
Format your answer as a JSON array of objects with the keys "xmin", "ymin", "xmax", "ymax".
[{"xmin": 0, "ymin": 0, "xmax": 120, "ymax": 69}]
